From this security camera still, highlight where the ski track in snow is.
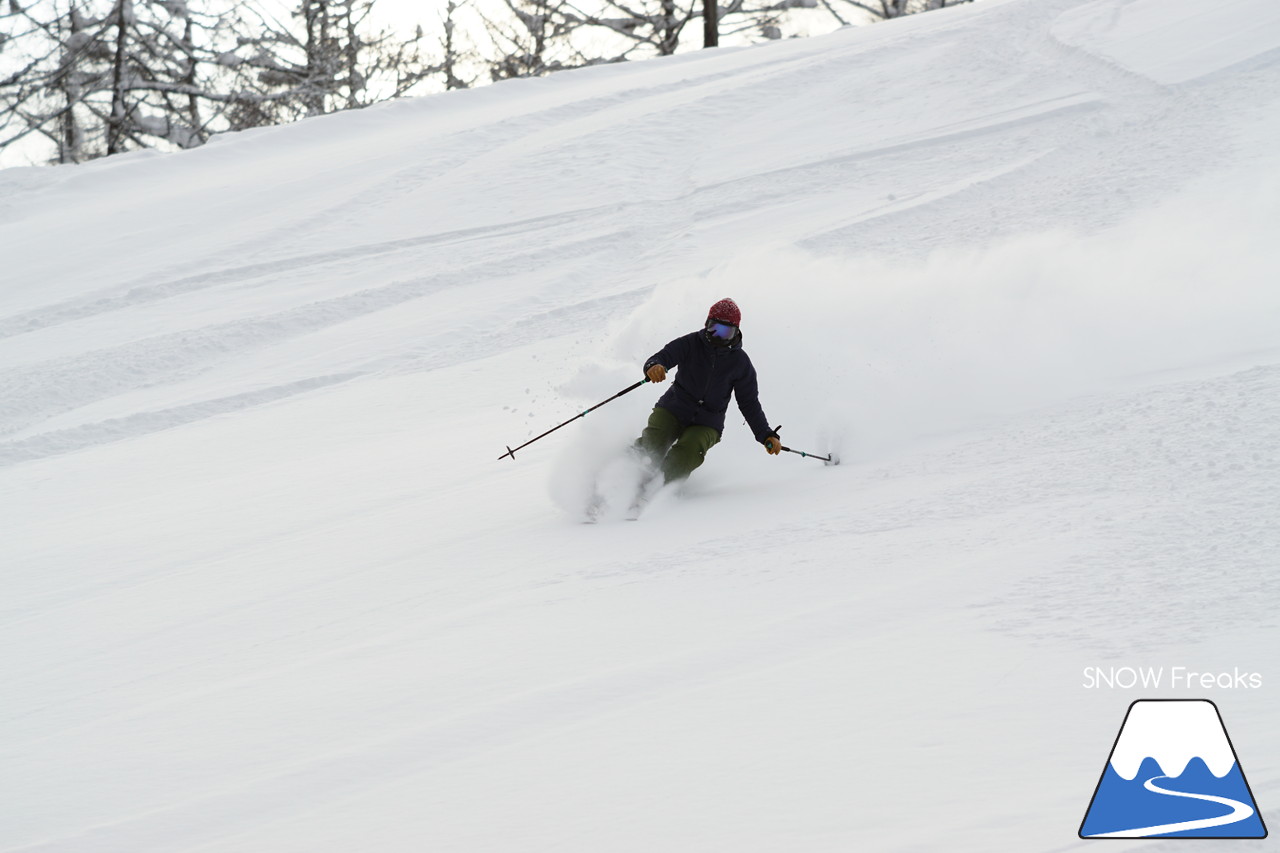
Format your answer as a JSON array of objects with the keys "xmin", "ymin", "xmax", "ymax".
[{"xmin": 3, "ymin": 0, "xmax": 1273, "ymax": 458}]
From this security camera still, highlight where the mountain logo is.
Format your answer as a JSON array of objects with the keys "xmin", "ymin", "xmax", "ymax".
[{"xmin": 1080, "ymin": 699, "xmax": 1267, "ymax": 839}]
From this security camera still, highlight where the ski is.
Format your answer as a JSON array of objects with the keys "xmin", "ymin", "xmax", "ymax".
[
  {"xmin": 583, "ymin": 491, "xmax": 607, "ymax": 524},
  {"xmin": 625, "ymin": 474, "xmax": 664, "ymax": 520}
]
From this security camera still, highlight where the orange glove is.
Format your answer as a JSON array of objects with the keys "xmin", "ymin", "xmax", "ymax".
[
  {"xmin": 764, "ymin": 435, "xmax": 782, "ymax": 455},
  {"xmin": 646, "ymin": 364, "xmax": 667, "ymax": 383}
]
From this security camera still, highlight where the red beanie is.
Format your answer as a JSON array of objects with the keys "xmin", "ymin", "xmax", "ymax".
[{"xmin": 707, "ymin": 298, "xmax": 741, "ymax": 326}]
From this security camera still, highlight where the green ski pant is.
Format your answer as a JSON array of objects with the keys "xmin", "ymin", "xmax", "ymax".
[{"xmin": 636, "ymin": 406, "xmax": 720, "ymax": 483}]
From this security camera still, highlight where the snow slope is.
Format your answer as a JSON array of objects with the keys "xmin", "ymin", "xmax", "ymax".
[{"xmin": 2, "ymin": 0, "xmax": 1279, "ymax": 850}]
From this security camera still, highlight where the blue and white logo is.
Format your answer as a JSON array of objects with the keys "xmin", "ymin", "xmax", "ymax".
[{"xmin": 1080, "ymin": 699, "xmax": 1267, "ymax": 838}]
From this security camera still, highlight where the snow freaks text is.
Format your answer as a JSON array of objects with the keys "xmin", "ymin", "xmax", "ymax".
[{"xmin": 1082, "ymin": 667, "xmax": 1263, "ymax": 690}]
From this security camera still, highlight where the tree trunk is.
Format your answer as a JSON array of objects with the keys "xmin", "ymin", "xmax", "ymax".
[
  {"xmin": 344, "ymin": 0, "xmax": 360, "ymax": 108},
  {"xmin": 183, "ymin": 17, "xmax": 204, "ymax": 143},
  {"xmin": 658, "ymin": 0, "xmax": 677, "ymax": 54},
  {"xmin": 107, "ymin": 0, "xmax": 131, "ymax": 155},
  {"xmin": 302, "ymin": 0, "xmax": 328, "ymax": 116},
  {"xmin": 57, "ymin": 5, "xmax": 84, "ymax": 163},
  {"xmin": 703, "ymin": 0, "xmax": 718, "ymax": 47},
  {"xmin": 443, "ymin": 1, "xmax": 465, "ymax": 89}
]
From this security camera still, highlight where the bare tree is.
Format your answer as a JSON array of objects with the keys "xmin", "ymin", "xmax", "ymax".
[
  {"xmin": 225, "ymin": 0, "xmax": 436, "ymax": 124},
  {"xmin": 2, "ymin": 0, "xmax": 243, "ymax": 163},
  {"xmin": 560, "ymin": 0, "xmax": 967, "ymax": 55},
  {"xmin": 834, "ymin": 0, "xmax": 969, "ymax": 23},
  {"xmin": 482, "ymin": 0, "xmax": 586, "ymax": 80},
  {"xmin": 439, "ymin": 0, "xmax": 474, "ymax": 90},
  {"xmin": 1, "ymin": 0, "xmax": 96, "ymax": 162},
  {"xmin": 1, "ymin": 0, "xmax": 454, "ymax": 163},
  {"xmin": 565, "ymin": 0, "xmax": 694, "ymax": 58},
  {"xmin": 561, "ymin": 0, "xmax": 815, "ymax": 58},
  {"xmin": 1, "ymin": 0, "xmax": 975, "ymax": 167}
]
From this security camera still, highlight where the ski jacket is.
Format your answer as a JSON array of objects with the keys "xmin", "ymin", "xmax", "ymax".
[{"xmin": 644, "ymin": 330, "xmax": 773, "ymax": 442}]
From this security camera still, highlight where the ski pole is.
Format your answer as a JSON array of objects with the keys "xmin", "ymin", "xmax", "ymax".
[
  {"xmin": 771, "ymin": 425, "xmax": 839, "ymax": 465},
  {"xmin": 499, "ymin": 379, "xmax": 650, "ymax": 461}
]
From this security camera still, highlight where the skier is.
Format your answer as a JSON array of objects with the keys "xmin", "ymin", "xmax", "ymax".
[{"xmin": 636, "ymin": 298, "xmax": 782, "ymax": 486}]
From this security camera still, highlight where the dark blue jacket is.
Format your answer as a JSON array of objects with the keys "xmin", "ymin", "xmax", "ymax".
[{"xmin": 644, "ymin": 330, "xmax": 774, "ymax": 442}]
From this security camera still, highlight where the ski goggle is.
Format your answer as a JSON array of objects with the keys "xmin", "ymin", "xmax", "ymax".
[{"xmin": 707, "ymin": 320, "xmax": 737, "ymax": 340}]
